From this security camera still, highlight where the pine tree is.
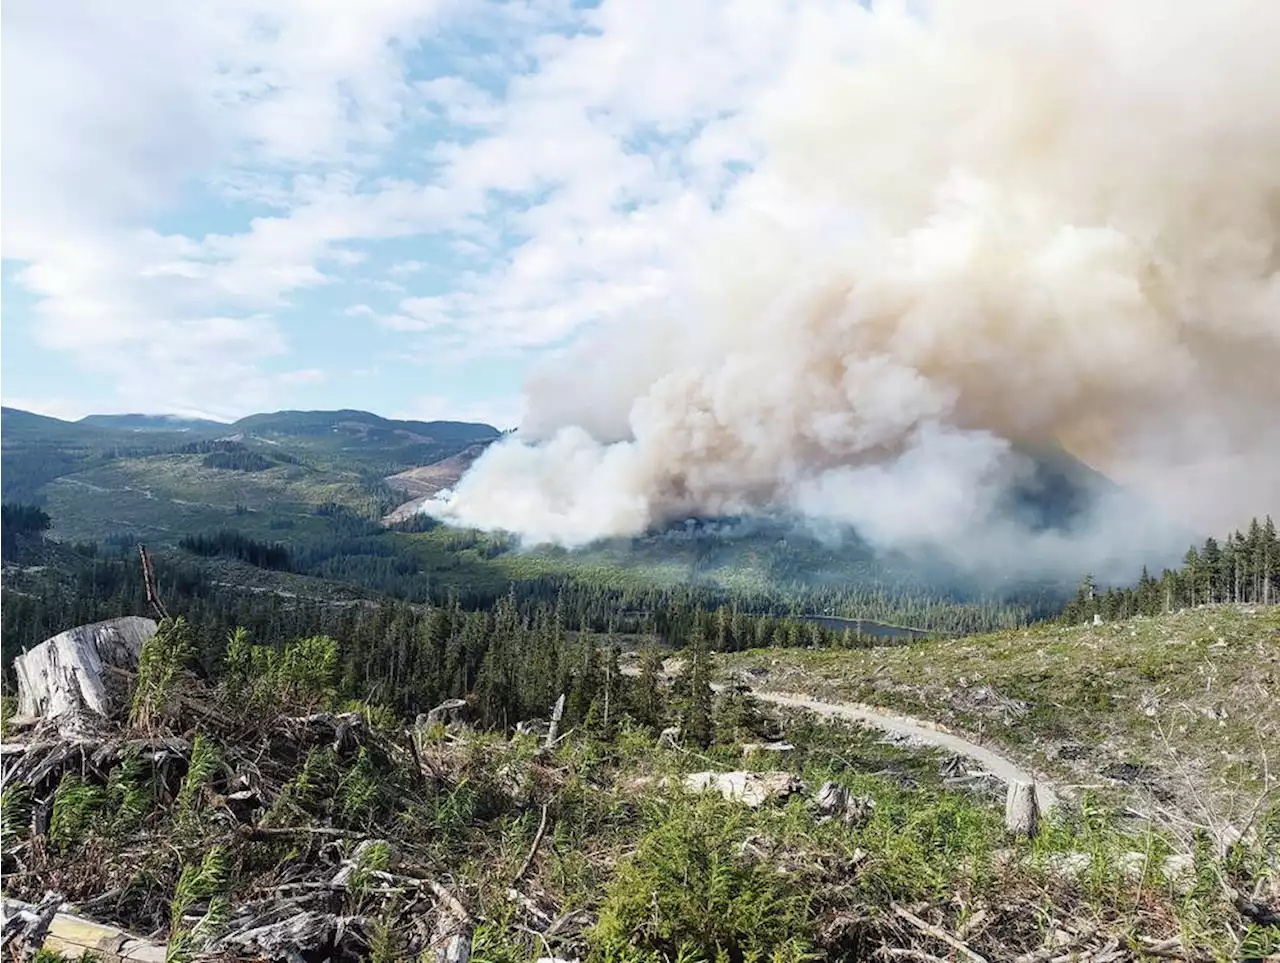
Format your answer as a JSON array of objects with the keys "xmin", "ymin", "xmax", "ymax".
[
  {"xmin": 1201, "ymin": 537, "xmax": 1221, "ymax": 603},
  {"xmin": 679, "ymin": 627, "xmax": 714, "ymax": 749},
  {"xmin": 1264, "ymin": 516, "xmax": 1278, "ymax": 605},
  {"xmin": 631, "ymin": 649, "xmax": 664, "ymax": 730},
  {"xmin": 566, "ymin": 629, "xmax": 601, "ymax": 726},
  {"xmin": 1183, "ymin": 547, "xmax": 1201, "ymax": 607}
]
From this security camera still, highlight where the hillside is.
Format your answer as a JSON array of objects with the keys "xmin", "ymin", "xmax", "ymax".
[
  {"xmin": 722, "ymin": 605, "xmax": 1280, "ymax": 824},
  {"xmin": 0, "ymin": 405, "xmax": 1191, "ymax": 634},
  {"xmin": 79, "ymin": 413, "xmax": 228, "ymax": 432},
  {"xmin": 228, "ymin": 409, "xmax": 500, "ymax": 476},
  {"xmin": 1, "ymin": 407, "xmax": 499, "ymax": 544},
  {"xmin": 0, "ymin": 407, "xmax": 203, "ymax": 505},
  {"xmin": 3, "ymin": 606, "xmax": 1277, "ymax": 962},
  {"xmin": 383, "ymin": 442, "xmax": 495, "ymax": 522}
]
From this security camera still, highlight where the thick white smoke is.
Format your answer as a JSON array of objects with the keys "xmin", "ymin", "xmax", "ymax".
[{"xmin": 430, "ymin": 0, "xmax": 1280, "ymax": 564}]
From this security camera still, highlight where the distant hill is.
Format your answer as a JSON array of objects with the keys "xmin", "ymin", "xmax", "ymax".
[
  {"xmin": 1, "ymin": 405, "xmax": 1181, "ymax": 629},
  {"xmin": 0, "ymin": 407, "xmax": 500, "ymax": 522},
  {"xmin": 226, "ymin": 409, "xmax": 500, "ymax": 477},
  {"xmin": 999, "ymin": 444, "xmax": 1120, "ymax": 532},
  {"xmin": 80, "ymin": 413, "xmax": 228, "ymax": 432},
  {"xmin": 1, "ymin": 407, "xmax": 207, "ymax": 505},
  {"xmin": 1, "ymin": 407, "xmax": 128, "ymax": 444},
  {"xmin": 231, "ymin": 409, "xmax": 497, "ymax": 443}
]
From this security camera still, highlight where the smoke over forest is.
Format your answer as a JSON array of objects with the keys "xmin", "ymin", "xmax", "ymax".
[{"xmin": 429, "ymin": 0, "xmax": 1280, "ymax": 576}]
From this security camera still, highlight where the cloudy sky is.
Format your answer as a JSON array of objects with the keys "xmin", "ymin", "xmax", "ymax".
[{"xmin": 1, "ymin": 0, "xmax": 841, "ymax": 427}]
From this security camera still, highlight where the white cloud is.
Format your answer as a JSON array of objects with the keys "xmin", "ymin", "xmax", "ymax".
[
  {"xmin": 369, "ymin": 0, "xmax": 820, "ymax": 357},
  {"xmin": 1, "ymin": 0, "xmax": 863, "ymax": 415},
  {"xmin": 2, "ymin": 0, "xmax": 459, "ymax": 414}
]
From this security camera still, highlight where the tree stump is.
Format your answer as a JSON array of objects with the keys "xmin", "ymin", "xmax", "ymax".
[
  {"xmin": 1005, "ymin": 780, "xmax": 1041, "ymax": 837},
  {"xmin": 13, "ymin": 617, "xmax": 157, "ymax": 721},
  {"xmin": 425, "ymin": 698, "xmax": 470, "ymax": 728}
]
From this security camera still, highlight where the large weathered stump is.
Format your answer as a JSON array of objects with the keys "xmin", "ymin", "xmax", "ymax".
[
  {"xmin": 1005, "ymin": 779, "xmax": 1041, "ymax": 837},
  {"xmin": 13, "ymin": 617, "xmax": 157, "ymax": 721}
]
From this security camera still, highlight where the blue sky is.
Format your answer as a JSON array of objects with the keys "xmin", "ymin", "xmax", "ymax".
[{"xmin": 0, "ymin": 0, "xmax": 802, "ymax": 428}]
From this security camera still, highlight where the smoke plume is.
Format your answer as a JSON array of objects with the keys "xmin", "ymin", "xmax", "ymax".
[{"xmin": 429, "ymin": 0, "xmax": 1280, "ymax": 569}]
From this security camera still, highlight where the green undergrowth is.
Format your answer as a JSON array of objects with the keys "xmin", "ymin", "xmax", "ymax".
[
  {"xmin": 722, "ymin": 605, "xmax": 1280, "ymax": 823},
  {"xmin": 4, "ymin": 614, "xmax": 1276, "ymax": 962}
]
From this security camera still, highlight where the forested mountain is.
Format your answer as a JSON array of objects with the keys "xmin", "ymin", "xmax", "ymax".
[
  {"xmin": 225, "ymin": 409, "xmax": 501, "ymax": 475},
  {"xmin": 0, "ymin": 406, "xmax": 1098, "ymax": 622},
  {"xmin": 1, "ymin": 407, "xmax": 501, "ymax": 506}
]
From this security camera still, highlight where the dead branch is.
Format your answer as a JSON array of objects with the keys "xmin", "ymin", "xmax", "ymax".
[
  {"xmin": 1012, "ymin": 926, "xmax": 1099, "ymax": 963},
  {"xmin": 137, "ymin": 544, "xmax": 169, "ymax": 621},
  {"xmin": 874, "ymin": 949, "xmax": 952, "ymax": 963},
  {"xmin": 890, "ymin": 904, "xmax": 989, "ymax": 963},
  {"xmin": 427, "ymin": 880, "xmax": 470, "ymax": 924},
  {"xmin": 1134, "ymin": 936, "xmax": 1215, "ymax": 962},
  {"xmin": 514, "ymin": 803, "xmax": 551, "ymax": 884}
]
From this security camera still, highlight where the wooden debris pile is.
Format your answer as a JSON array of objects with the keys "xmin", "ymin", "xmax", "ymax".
[{"xmin": 0, "ymin": 617, "xmax": 569, "ymax": 962}]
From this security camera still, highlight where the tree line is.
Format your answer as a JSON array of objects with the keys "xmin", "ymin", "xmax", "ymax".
[
  {"xmin": 1, "ymin": 503, "xmax": 51, "ymax": 555},
  {"xmin": 1062, "ymin": 515, "xmax": 1279, "ymax": 622},
  {"xmin": 178, "ymin": 531, "xmax": 293, "ymax": 571}
]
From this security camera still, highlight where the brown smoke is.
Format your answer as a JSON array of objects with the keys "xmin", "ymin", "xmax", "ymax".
[{"xmin": 430, "ymin": 0, "xmax": 1280, "ymax": 560}]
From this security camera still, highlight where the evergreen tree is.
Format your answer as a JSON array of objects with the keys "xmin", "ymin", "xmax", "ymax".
[
  {"xmin": 678, "ymin": 627, "xmax": 714, "ymax": 749},
  {"xmin": 1264, "ymin": 516, "xmax": 1278, "ymax": 605},
  {"xmin": 631, "ymin": 648, "xmax": 665, "ymax": 730},
  {"xmin": 566, "ymin": 629, "xmax": 601, "ymax": 726}
]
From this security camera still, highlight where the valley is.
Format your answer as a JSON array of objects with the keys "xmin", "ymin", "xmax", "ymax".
[
  {"xmin": 0, "ymin": 406, "xmax": 1063, "ymax": 632},
  {"xmin": 7, "ymin": 3, "xmax": 1280, "ymax": 959}
]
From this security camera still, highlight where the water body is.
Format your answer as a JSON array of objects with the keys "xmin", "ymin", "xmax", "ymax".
[{"xmin": 794, "ymin": 614, "xmax": 931, "ymax": 640}]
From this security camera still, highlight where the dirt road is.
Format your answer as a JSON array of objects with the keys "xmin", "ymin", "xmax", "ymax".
[{"xmin": 746, "ymin": 688, "xmax": 1060, "ymax": 811}]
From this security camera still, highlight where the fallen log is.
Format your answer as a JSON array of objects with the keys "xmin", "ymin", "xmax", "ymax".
[
  {"xmin": 889, "ymin": 904, "xmax": 988, "ymax": 963},
  {"xmin": 0, "ymin": 896, "xmax": 165, "ymax": 962}
]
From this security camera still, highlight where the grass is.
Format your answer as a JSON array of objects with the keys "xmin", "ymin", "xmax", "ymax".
[
  {"xmin": 276, "ymin": 718, "xmax": 1278, "ymax": 958},
  {"xmin": 721, "ymin": 605, "xmax": 1280, "ymax": 825}
]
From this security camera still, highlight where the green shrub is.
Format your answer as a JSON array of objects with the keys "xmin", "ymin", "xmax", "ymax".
[
  {"xmin": 592, "ymin": 795, "xmax": 812, "ymax": 961},
  {"xmin": 131, "ymin": 617, "xmax": 195, "ymax": 730},
  {"xmin": 166, "ymin": 845, "xmax": 230, "ymax": 963},
  {"xmin": 50, "ymin": 774, "xmax": 107, "ymax": 851},
  {"xmin": 108, "ymin": 747, "xmax": 155, "ymax": 833},
  {"xmin": 232, "ymin": 632, "xmax": 340, "ymax": 714},
  {"xmin": 177, "ymin": 733, "xmax": 221, "ymax": 823}
]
